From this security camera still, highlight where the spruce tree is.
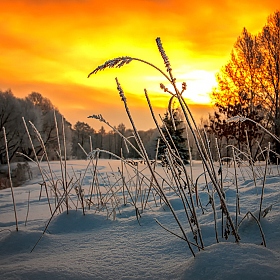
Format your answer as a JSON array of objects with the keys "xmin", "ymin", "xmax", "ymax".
[{"xmin": 157, "ymin": 108, "xmax": 189, "ymax": 165}]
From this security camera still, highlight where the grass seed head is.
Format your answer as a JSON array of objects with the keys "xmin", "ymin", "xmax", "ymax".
[
  {"xmin": 88, "ymin": 56, "xmax": 133, "ymax": 77},
  {"xmin": 115, "ymin": 77, "xmax": 126, "ymax": 102},
  {"xmin": 156, "ymin": 37, "xmax": 172, "ymax": 72}
]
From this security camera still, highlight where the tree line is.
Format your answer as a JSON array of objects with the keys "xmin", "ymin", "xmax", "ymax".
[
  {"xmin": 72, "ymin": 120, "xmax": 159, "ymax": 160},
  {"xmin": 0, "ymin": 90, "xmax": 160, "ymax": 164}
]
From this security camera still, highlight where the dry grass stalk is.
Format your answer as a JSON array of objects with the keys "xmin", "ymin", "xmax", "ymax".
[
  {"xmin": 232, "ymin": 146, "xmax": 240, "ymax": 230},
  {"xmin": 215, "ymin": 138, "xmax": 225, "ymax": 237},
  {"xmin": 245, "ymin": 130, "xmax": 258, "ymax": 193},
  {"xmin": 25, "ymin": 190, "xmax": 31, "ymax": 226},
  {"xmin": 259, "ymin": 142, "xmax": 270, "ymax": 221},
  {"xmin": 143, "ymin": 138, "xmax": 160, "ymax": 209},
  {"xmin": 3, "ymin": 126, "xmax": 18, "ymax": 231},
  {"xmin": 88, "ymin": 150, "xmax": 100, "ymax": 209},
  {"xmin": 31, "ymin": 184, "xmax": 75, "ymax": 253},
  {"xmin": 237, "ymin": 211, "xmax": 266, "ymax": 247},
  {"xmin": 54, "ymin": 112, "xmax": 69, "ymax": 213}
]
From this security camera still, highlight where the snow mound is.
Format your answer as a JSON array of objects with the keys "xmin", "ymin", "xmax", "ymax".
[
  {"xmin": 0, "ymin": 229, "xmax": 49, "ymax": 254},
  {"xmin": 182, "ymin": 242, "xmax": 280, "ymax": 280},
  {"xmin": 47, "ymin": 210, "xmax": 112, "ymax": 234}
]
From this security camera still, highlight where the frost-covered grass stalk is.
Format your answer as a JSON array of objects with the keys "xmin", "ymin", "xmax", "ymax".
[
  {"xmin": 3, "ymin": 126, "xmax": 18, "ymax": 231},
  {"xmin": 259, "ymin": 142, "xmax": 270, "ymax": 221},
  {"xmin": 54, "ymin": 112, "xmax": 69, "ymax": 213}
]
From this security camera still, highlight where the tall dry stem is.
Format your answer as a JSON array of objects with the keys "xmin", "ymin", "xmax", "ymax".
[
  {"xmin": 259, "ymin": 142, "xmax": 270, "ymax": 221},
  {"xmin": 3, "ymin": 127, "xmax": 18, "ymax": 231},
  {"xmin": 232, "ymin": 146, "xmax": 240, "ymax": 229},
  {"xmin": 54, "ymin": 112, "xmax": 69, "ymax": 213},
  {"xmin": 245, "ymin": 130, "xmax": 258, "ymax": 194}
]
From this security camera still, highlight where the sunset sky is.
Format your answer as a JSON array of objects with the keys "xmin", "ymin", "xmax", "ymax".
[{"xmin": 0, "ymin": 0, "xmax": 279, "ymax": 131}]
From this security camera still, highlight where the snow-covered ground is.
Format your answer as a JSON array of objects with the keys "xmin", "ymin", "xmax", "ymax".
[{"xmin": 0, "ymin": 159, "xmax": 280, "ymax": 279}]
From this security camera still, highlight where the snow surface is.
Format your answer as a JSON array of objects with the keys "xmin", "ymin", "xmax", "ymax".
[{"xmin": 0, "ymin": 159, "xmax": 280, "ymax": 279}]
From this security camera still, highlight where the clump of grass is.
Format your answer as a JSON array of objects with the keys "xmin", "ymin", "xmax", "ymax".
[
  {"xmin": 88, "ymin": 37, "xmax": 243, "ymax": 256},
  {"xmin": 87, "ymin": 37, "xmax": 280, "ymax": 256}
]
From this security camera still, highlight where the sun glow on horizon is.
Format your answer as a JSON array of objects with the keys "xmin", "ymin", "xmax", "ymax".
[
  {"xmin": 180, "ymin": 70, "xmax": 217, "ymax": 104},
  {"xmin": 138, "ymin": 69, "xmax": 216, "ymax": 107}
]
